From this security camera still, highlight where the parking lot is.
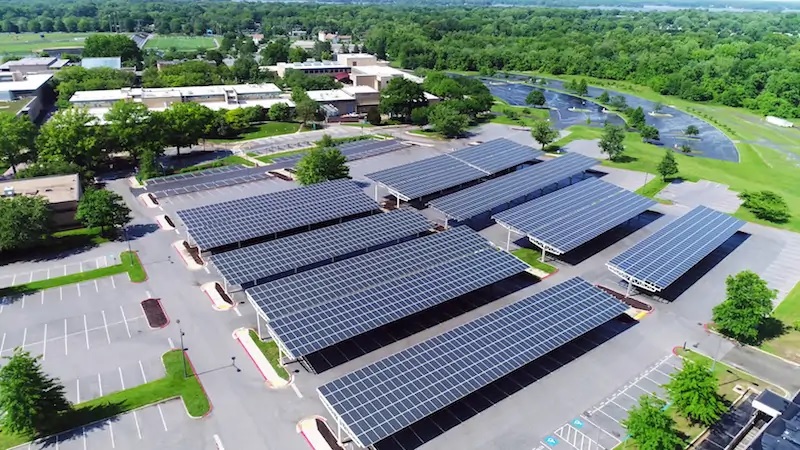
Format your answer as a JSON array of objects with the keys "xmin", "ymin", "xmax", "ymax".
[
  {"xmin": 539, "ymin": 354, "xmax": 681, "ymax": 450},
  {"xmin": 0, "ymin": 254, "xmax": 119, "ymax": 289},
  {"xmin": 157, "ymin": 177, "xmax": 296, "ymax": 208}
]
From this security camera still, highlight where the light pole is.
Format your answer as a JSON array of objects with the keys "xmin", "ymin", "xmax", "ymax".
[
  {"xmin": 176, "ymin": 319, "xmax": 188, "ymax": 378},
  {"xmin": 122, "ymin": 224, "xmax": 132, "ymax": 254}
]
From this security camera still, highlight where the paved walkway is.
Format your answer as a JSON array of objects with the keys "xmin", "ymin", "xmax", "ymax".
[
  {"xmin": 721, "ymin": 345, "xmax": 800, "ymax": 394},
  {"xmin": 758, "ymin": 229, "xmax": 800, "ymax": 303}
]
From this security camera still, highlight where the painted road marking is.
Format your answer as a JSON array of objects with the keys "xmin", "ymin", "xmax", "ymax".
[
  {"xmin": 108, "ymin": 421, "xmax": 116, "ymax": 448},
  {"xmin": 0, "ymin": 333, "xmax": 5, "ymax": 357},
  {"xmin": 291, "ymin": 384, "xmax": 303, "ymax": 398},
  {"xmin": 158, "ymin": 405, "xmax": 168, "ymax": 431},
  {"xmin": 76, "ymin": 379, "xmax": 81, "ymax": 403},
  {"xmin": 133, "ymin": 411, "xmax": 142, "ymax": 439},
  {"xmin": 544, "ymin": 436, "xmax": 558, "ymax": 447},
  {"xmin": 98, "ymin": 373, "xmax": 103, "ymax": 396},
  {"xmin": 118, "ymin": 367, "xmax": 126, "ymax": 389},
  {"xmin": 42, "ymin": 323, "xmax": 47, "ymax": 360},
  {"xmin": 572, "ymin": 418, "xmax": 584, "ymax": 429},
  {"xmin": 139, "ymin": 360, "xmax": 147, "ymax": 382},
  {"xmin": 213, "ymin": 434, "xmax": 225, "ymax": 450},
  {"xmin": 83, "ymin": 315, "xmax": 90, "ymax": 349},
  {"xmin": 102, "ymin": 310, "xmax": 111, "ymax": 344},
  {"xmin": 120, "ymin": 306, "xmax": 132, "ymax": 338}
]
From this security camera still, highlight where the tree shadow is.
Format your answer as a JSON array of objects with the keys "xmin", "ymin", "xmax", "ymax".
[
  {"xmin": 756, "ymin": 317, "xmax": 788, "ymax": 345},
  {"xmin": 611, "ymin": 154, "xmax": 639, "ymax": 163},
  {"xmin": 32, "ymin": 402, "xmax": 125, "ymax": 448},
  {"xmin": 123, "ymin": 223, "xmax": 159, "ymax": 240}
]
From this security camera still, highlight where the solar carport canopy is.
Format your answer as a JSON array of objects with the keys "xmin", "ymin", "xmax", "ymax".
[
  {"xmin": 247, "ymin": 227, "xmax": 490, "ymax": 322},
  {"xmin": 607, "ymin": 206, "xmax": 744, "ymax": 291},
  {"xmin": 493, "ymin": 178, "xmax": 656, "ymax": 255},
  {"xmin": 365, "ymin": 139, "xmax": 542, "ymax": 200},
  {"xmin": 428, "ymin": 153, "xmax": 598, "ymax": 221},
  {"xmin": 176, "ymin": 180, "xmax": 378, "ymax": 251},
  {"xmin": 267, "ymin": 227, "xmax": 527, "ymax": 358},
  {"xmin": 213, "ymin": 209, "xmax": 432, "ymax": 289},
  {"xmin": 318, "ymin": 277, "xmax": 628, "ymax": 448}
]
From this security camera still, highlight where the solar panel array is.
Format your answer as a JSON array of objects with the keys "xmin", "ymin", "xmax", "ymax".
[
  {"xmin": 608, "ymin": 206, "xmax": 744, "ymax": 290},
  {"xmin": 247, "ymin": 227, "xmax": 490, "ymax": 321},
  {"xmin": 365, "ymin": 139, "xmax": 543, "ymax": 200},
  {"xmin": 176, "ymin": 179, "xmax": 379, "ymax": 251},
  {"xmin": 152, "ymin": 169, "xmax": 274, "ymax": 198},
  {"xmin": 267, "ymin": 229, "xmax": 527, "ymax": 358},
  {"xmin": 428, "ymin": 153, "xmax": 598, "ymax": 221},
  {"xmin": 493, "ymin": 178, "xmax": 656, "ymax": 254},
  {"xmin": 318, "ymin": 277, "xmax": 628, "ymax": 447},
  {"xmin": 269, "ymin": 139, "xmax": 410, "ymax": 168},
  {"xmin": 145, "ymin": 164, "xmax": 246, "ymax": 186},
  {"xmin": 213, "ymin": 209, "xmax": 432, "ymax": 287}
]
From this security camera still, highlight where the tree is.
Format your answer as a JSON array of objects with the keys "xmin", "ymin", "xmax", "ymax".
[
  {"xmin": 259, "ymin": 39, "xmax": 290, "ymax": 65},
  {"xmin": 525, "ymin": 89, "xmax": 546, "ymax": 106},
  {"xmin": 576, "ymin": 78, "xmax": 588, "ymax": 96},
  {"xmin": 653, "ymin": 102, "xmax": 664, "ymax": 114},
  {"xmin": 288, "ymin": 47, "xmax": 309, "ymax": 63},
  {"xmin": 665, "ymin": 360, "xmax": 727, "ymax": 426},
  {"xmin": 0, "ymin": 112, "xmax": 36, "ymax": 175},
  {"xmin": 680, "ymin": 144, "xmax": 693, "ymax": 153},
  {"xmin": 83, "ymin": 34, "xmax": 142, "ymax": 65},
  {"xmin": 0, "ymin": 349, "xmax": 71, "ymax": 436},
  {"xmin": 232, "ymin": 55, "xmax": 260, "ymax": 83},
  {"xmin": 599, "ymin": 124, "xmax": 626, "ymax": 161},
  {"xmin": 224, "ymin": 108, "xmax": 251, "ymax": 131},
  {"xmin": 295, "ymin": 147, "xmax": 349, "ymax": 185},
  {"xmin": 629, "ymin": 106, "xmax": 646, "ymax": 129},
  {"xmin": 410, "ymin": 106, "xmax": 429, "ymax": 126},
  {"xmin": 608, "ymin": 95, "xmax": 628, "ymax": 110},
  {"xmin": 623, "ymin": 395, "xmax": 684, "ymax": 450},
  {"xmin": 657, "ymin": 150, "xmax": 679, "ymax": 181},
  {"xmin": 738, "ymin": 191, "xmax": 790, "ymax": 223},
  {"xmin": 597, "ymin": 91, "xmax": 610, "ymax": 104},
  {"xmin": 379, "ymin": 77, "xmax": 427, "ymax": 121},
  {"xmin": 685, "ymin": 125, "xmax": 700, "ymax": 136},
  {"xmin": 530, "ymin": 120, "xmax": 559, "ymax": 149},
  {"xmin": 104, "ymin": 101, "xmax": 155, "ymax": 163},
  {"xmin": 75, "ymin": 188, "xmax": 132, "ymax": 235},
  {"xmin": 295, "ymin": 98, "xmax": 321, "ymax": 125},
  {"xmin": 159, "ymin": 102, "xmax": 214, "ymax": 155},
  {"xmin": 366, "ymin": 107, "xmax": 382, "ymax": 126},
  {"xmin": 640, "ymin": 124, "xmax": 660, "ymax": 141},
  {"xmin": 268, "ymin": 102, "xmax": 292, "ymax": 122},
  {"xmin": 0, "ymin": 196, "xmax": 51, "ymax": 252},
  {"xmin": 36, "ymin": 108, "xmax": 103, "ymax": 169},
  {"xmin": 712, "ymin": 270, "xmax": 776, "ymax": 345},
  {"xmin": 428, "ymin": 103, "xmax": 469, "ymax": 138}
]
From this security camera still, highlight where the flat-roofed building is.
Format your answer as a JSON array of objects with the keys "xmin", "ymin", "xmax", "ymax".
[
  {"xmin": 69, "ymin": 83, "xmax": 292, "ymax": 121},
  {"xmin": 81, "ymin": 57, "xmax": 122, "ymax": 70},
  {"xmin": 0, "ymin": 57, "xmax": 69, "ymax": 74},
  {"xmin": 350, "ymin": 65, "xmax": 424, "ymax": 91},
  {"xmin": 341, "ymin": 85, "xmax": 380, "ymax": 113},
  {"xmin": 2, "ymin": 174, "xmax": 82, "ymax": 228},
  {"xmin": 306, "ymin": 89, "xmax": 356, "ymax": 116},
  {"xmin": 336, "ymin": 53, "xmax": 378, "ymax": 67},
  {"xmin": 0, "ymin": 73, "xmax": 54, "ymax": 121},
  {"xmin": 268, "ymin": 61, "xmax": 351, "ymax": 78}
]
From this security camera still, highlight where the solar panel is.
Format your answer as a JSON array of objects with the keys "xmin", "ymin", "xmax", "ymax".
[
  {"xmin": 145, "ymin": 164, "xmax": 247, "ymax": 186},
  {"xmin": 608, "ymin": 206, "xmax": 744, "ymax": 290},
  {"xmin": 493, "ymin": 178, "xmax": 656, "ymax": 254},
  {"xmin": 428, "ymin": 153, "xmax": 598, "ymax": 221},
  {"xmin": 269, "ymin": 139, "xmax": 409, "ymax": 169},
  {"xmin": 247, "ymin": 227, "xmax": 490, "ymax": 321},
  {"xmin": 152, "ymin": 169, "xmax": 275, "ymax": 198},
  {"xmin": 365, "ymin": 139, "xmax": 543, "ymax": 200},
  {"xmin": 318, "ymin": 277, "xmax": 628, "ymax": 448},
  {"xmin": 176, "ymin": 180, "xmax": 379, "ymax": 251},
  {"xmin": 268, "ymin": 236, "xmax": 527, "ymax": 358},
  {"xmin": 213, "ymin": 209, "xmax": 432, "ymax": 288}
]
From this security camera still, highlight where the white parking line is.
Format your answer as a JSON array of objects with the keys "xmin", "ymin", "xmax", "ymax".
[
  {"xmin": 79, "ymin": 262, "xmax": 84, "ymax": 273},
  {"xmin": 76, "ymin": 379, "xmax": 81, "ymax": 403},
  {"xmin": 291, "ymin": 384, "xmax": 303, "ymax": 398},
  {"xmin": 234, "ymin": 307, "xmax": 242, "ymax": 317},
  {"xmin": 118, "ymin": 367, "xmax": 125, "ymax": 389},
  {"xmin": 580, "ymin": 414, "xmax": 621, "ymax": 443},
  {"xmin": 64, "ymin": 319, "xmax": 68, "ymax": 355},
  {"xmin": 94, "ymin": 280, "xmax": 99, "ymax": 292},
  {"xmin": 133, "ymin": 411, "xmax": 142, "ymax": 439},
  {"xmin": 120, "ymin": 306, "xmax": 132, "ymax": 338},
  {"xmin": 11, "ymin": 274, "xmax": 16, "ymax": 285},
  {"xmin": 139, "ymin": 360, "xmax": 147, "ymax": 382},
  {"xmin": 213, "ymin": 434, "xmax": 225, "ymax": 450},
  {"xmin": 21, "ymin": 294, "xmax": 25, "ymax": 309},
  {"xmin": 158, "ymin": 405, "xmax": 168, "ymax": 431},
  {"xmin": 60, "ymin": 287, "xmax": 63, "ymax": 301},
  {"xmin": 102, "ymin": 310, "xmax": 111, "ymax": 344},
  {"xmin": 76, "ymin": 283, "xmax": 81, "ymax": 297},
  {"xmin": 108, "ymin": 421, "xmax": 116, "ymax": 448},
  {"xmin": 28, "ymin": 272, "xmax": 33, "ymax": 282},
  {"xmin": 42, "ymin": 323, "xmax": 48, "ymax": 360},
  {"xmin": 111, "ymin": 275, "xmax": 116, "ymax": 289},
  {"xmin": 98, "ymin": 373, "xmax": 104, "ymax": 396},
  {"xmin": 84, "ymin": 315, "xmax": 90, "ymax": 349},
  {"xmin": 47, "ymin": 268, "xmax": 50, "ymax": 279},
  {"xmin": 82, "ymin": 427, "xmax": 87, "ymax": 450},
  {"xmin": 168, "ymin": 337, "xmax": 175, "ymax": 349},
  {"xmin": 22, "ymin": 327, "xmax": 27, "ymax": 348},
  {"xmin": 40, "ymin": 291, "xmax": 44, "ymax": 304},
  {"xmin": 596, "ymin": 408, "xmax": 622, "ymax": 424},
  {"xmin": 0, "ymin": 333, "xmax": 5, "ymax": 356}
]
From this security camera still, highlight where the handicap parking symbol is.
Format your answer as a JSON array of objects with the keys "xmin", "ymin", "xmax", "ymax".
[
  {"xmin": 572, "ymin": 418, "xmax": 584, "ymax": 429},
  {"xmin": 545, "ymin": 436, "xmax": 559, "ymax": 447}
]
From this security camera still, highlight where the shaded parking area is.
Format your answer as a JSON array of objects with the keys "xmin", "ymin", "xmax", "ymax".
[{"xmin": 539, "ymin": 353, "xmax": 680, "ymax": 450}]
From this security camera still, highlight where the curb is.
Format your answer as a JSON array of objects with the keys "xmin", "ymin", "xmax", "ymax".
[
  {"xmin": 141, "ymin": 298, "xmax": 170, "ymax": 329},
  {"xmin": 179, "ymin": 351, "xmax": 213, "ymax": 419},
  {"xmin": 232, "ymin": 328, "xmax": 291, "ymax": 389},
  {"xmin": 704, "ymin": 323, "xmax": 800, "ymax": 368}
]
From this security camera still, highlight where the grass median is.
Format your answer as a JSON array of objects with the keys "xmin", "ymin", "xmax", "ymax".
[
  {"xmin": 249, "ymin": 330, "xmax": 290, "ymax": 379},
  {"xmin": 760, "ymin": 281, "xmax": 800, "ymax": 363},
  {"xmin": 0, "ymin": 251, "xmax": 146, "ymax": 297},
  {"xmin": 635, "ymin": 177, "xmax": 673, "ymax": 204},
  {"xmin": 511, "ymin": 248, "xmax": 556, "ymax": 274},
  {"xmin": 0, "ymin": 350, "xmax": 210, "ymax": 448}
]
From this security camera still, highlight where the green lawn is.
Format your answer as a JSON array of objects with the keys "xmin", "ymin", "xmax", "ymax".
[
  {"xmin": 635, "ymin": 177, "xmax": 674, "ymax": 205},
  {"xmin": 0, "ymin": 98, "xmax": 32, "ymax": 115},
  {"xmin": 489, "ymin": 100, "xmax": 550, "ymax": 128},
  {"xmin": 0, "ymin": 350, "xmax": 210, "ymax": 448},
  {"xmin": 407, "ymin": 129, "xmax": 447, "ymax": 140},
  {"xmin": 248, "ymin": 330, "xmax": 290, "ymax": 379},
  {"xmin": 760, "ymin": 281, "xmax": 800, "ymax": 363},
  {"xmin": 175, "ymin": 155, "xmax": 254, "ymax": 174},
  {"xmin": 0, "ymin": 251, "xmax": 145, "ymax": 297},
  {"xmin": 0, "ymin": 32, "xmax": 107, "ymax": 55},
  {"xmin": 512, "ymin": 248, "xmax": 556, "ymax": 274},
  {"xmin": 143, "ymin": 35, "xmax": 216, "ymax": 51},
  {"xmin": 207, "ymin": 122, "xmax": 302, "ymax": 143}
]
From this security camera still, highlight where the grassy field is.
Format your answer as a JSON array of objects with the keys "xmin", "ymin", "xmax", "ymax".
[
  {"xmin": 0, "ymin": 32, "xmax": 109, "ymax": 55},
  {"xmin": 760, "ymin": 281, "xmax": 800, "ymax": 363},
  {"xmin": 249, "ymin": 330, "xmax": 290, "ymax": 379},
  {"xmin": 511, "ymin": 248, "xmax": 556, "ymax": 274},
  {"xmin": 489, "ymin": 99, "xmax": 550, "ymax": 128},
  {"xmin": 143, "ymin": 35, "xmax": 217, "ymax": 51},
  {"xmin": 0, "ymin": 251, "xmax": 145, "ymax": 296},
  {"xmin": 635, "ymin": 177, "xmax": 673, "ymax": 204},
  {"xmin": 0, "ymin": 350, "xmax": 210, "ymax": 449}
]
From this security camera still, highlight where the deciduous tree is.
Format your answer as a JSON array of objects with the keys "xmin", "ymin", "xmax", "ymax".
[
  {"xmin": 0, "ymin": 112, "xmax": 36, "ymax": 175},
  {"xmin": 685, "ymin": 125, "xmax": 700, "ymax": 136},
  {"xmin": 295, "ymin": 98, "xmax": 321, "ymax": 125},
  {"xmin": 629, "ymin": 106, "xmax": 646, "ymax": 129},
  {"xmin": 75, "ymin": 188, "xmax": 132, "ymax": 235},
  {"xmin": 530, "ymin": 120, "xmax": 559, "ymax": 149},
  {"xmin": 525, "ymin": 89, "xmax": 546, "ymax": 106},
  {"xmin": 665, "ymin": 360, "xmax": 727, "ymax": 426},
  {"xmin": 366, "ymin": 107, "xmax": 382, "ymax": 125},
  {"xmin": 295, "ymin": 147, "xmax": 349, "ymax": 185},
  {"xmin": 599, "ymin": 124, "xmax": 626, "ymax": 161},
  {"xmin": 622, "ymin": 395, "xmax": 684, "ymax": 450},
  {"xmin": 160, "ymin": 102, "xmax": 215, "ymax": 155},
  {"xmin": 0, "ymin": 196, "xmax": 52, "ymax": 252},
  {"xmin": 104, "ymin": 101, "xmax": 155, "ymax": 163},
  {"xmin": 712, "ymin": 270, "xmax": 776, "ymax": 344},
  {"xmin": 640, "ymin": 124, "xmax": 660, "ymax": 141},
  {"xmin": 268, "ymin": 103, "xmax": 292, "ymax": 122},
  {"xmin": 657, "ymin": 150, "xmax": 678, "ymax": 181},
  {"xmin": 36, "ymin": 108, "xmax": 103, "ymax": 169},
  {"xmin": 0, "ymin": 349, "xmax": 71, "ymax": 436},
  {"xmin": 379, "ymin": 77, "xmax": 427, "ymax": 121},
  {"xmin": 597, "ymin": 91, "xmax": 610, "ymax": 104},
  {"xmin": 738, "ymin": 190, "xmax": 790, "ymax": 223},
  {"xmin": 428, "ymin": 103, "xmax": 468, "ymax": 137}
]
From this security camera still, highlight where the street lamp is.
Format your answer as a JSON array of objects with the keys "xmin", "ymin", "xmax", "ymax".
[{"xmin": 176, "ymin": 319, "xmax": 188, "ymax": 378}]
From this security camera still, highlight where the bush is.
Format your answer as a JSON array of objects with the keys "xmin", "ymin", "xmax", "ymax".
[{"xmin": 739, "ymin": 190, "xmax": 790, "ymax": 223}]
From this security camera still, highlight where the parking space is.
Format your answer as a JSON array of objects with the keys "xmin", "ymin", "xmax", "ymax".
[
  {"xmin": 12, "ymin": 399, "xmax": 208, "ymax": 450},
  {"xmin": 63, "ymin": 355, "xmax": 167, "ymax": 403},
  {"xmin": 0, "ymin": 254, "xmax": 118, "ymax": 289},
  {"xmin": 158, "ymin": 177, "xmax": 295, "ymax": 208},
  {"xmin": 538, "ymin": 354, "xmax": 681, "ymax": 450}
]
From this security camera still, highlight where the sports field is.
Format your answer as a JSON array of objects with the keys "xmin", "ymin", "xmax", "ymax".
[
  {"xmin": 0, "ymin": 32, "xmax": 110, "ymax": 55},
  {"xmin": 144, "ymin": 35, "xmax": 217, "ymax": 50}
]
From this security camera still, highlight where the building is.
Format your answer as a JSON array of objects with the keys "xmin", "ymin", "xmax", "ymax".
[
  {"xmin": 747, "ymin": 390, "xmax": 800, "ymax": 449},
  {"xmin": 2, "ymin": 174, "xmax": 82, "ymax": 229},
  {"xmin": 349, "ymin": 64, "xmax": 424, "ymax": 91},
  {"xmin": 81, "ymin": 57, "xmax": 122, "ymax": 70},
  {"xmin": 336, "ymin": 53, "xmax": 378, "ymax": 67},
  {"xmin": 70, "ymin": 83, "xmax": 292, "ymax": 121},
  {"xmin": 341, "ymin": 85, "xmax": 380, "ymax": 113},
  {"xmin": 306, "ymin": 89, "xmax": 357, "ymax": 117},
  {"xmin": 268, "ymin": 61, "xmax": 351, "ymax": 78},
  {"xmin": 0, "ymin": 73, "xmax": 54, "ymax": 121},
  {"xmin": 317, "ymin": 31, "xmax": 352, "ymax": 43},
  {"xmin": 0, "ymin": 57, "xmax": 69, "ymax": 75}
]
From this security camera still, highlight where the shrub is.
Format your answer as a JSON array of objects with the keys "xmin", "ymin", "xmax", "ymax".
[{"xmin": 739, "ymin": 190, "xmax": 790, "ymax": 223}]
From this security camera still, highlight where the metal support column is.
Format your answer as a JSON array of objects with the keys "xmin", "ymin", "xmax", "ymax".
[
  {"xmin": 625, "ymin": 281, "xmax": 632, "ymax": 298},
  {"xmin": 506, "ymin": 229, "xmax": 511, "ymax": 251},
  {"xmin": 374, "ymin": 184, "xmax": 379, "ymax": 201},
  {"xmin": 540, "ymin": 248, "xmax": 547, "ymax": 263},
  {"xmin": 257, "ymin": 313, "xmax": 262, "ymax": 339},
  {"xmin": 444, "ymin": 218, "xmax": 449, "ymax": 230},
  {"xmin": 396, "ymin": 196, "xmax": 400, "ymax": 208}
]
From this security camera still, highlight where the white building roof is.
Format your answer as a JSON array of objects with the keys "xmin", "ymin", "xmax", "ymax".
[
  {"xmin": 341, "ymin": 85, "xmax": 379, "ymax": 95},
  {"xmin": 70, "ymin": 89, "xmax": 136, "ymax": 102},
  {"xmin": 0, "ymin": 57, "xmax": 57, "ymax": 70},
  {"xmin": 70, "ymin": 83, "xmax": 283, "ymax": 103},
  {"xmin": 351, "ymin": 65, "xmax": 424, "ymax": 83},
  {"xmin": 275, "ymin": 61, "xmax": 351, "ymax": 70},
  {"xmin": 81, "ymin": 98, "xmax": 295, "ymax": 123},
  {"xmin": 0, "ymin": 73, "xmax": 54, "ymax": 93},
  {"xmin": 81, "ymin": 57, "xmax": 122, "ymax": 70},
  {"xmin": 306, "ymin": 89, "xmax": 355, "ymax": 102}
]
